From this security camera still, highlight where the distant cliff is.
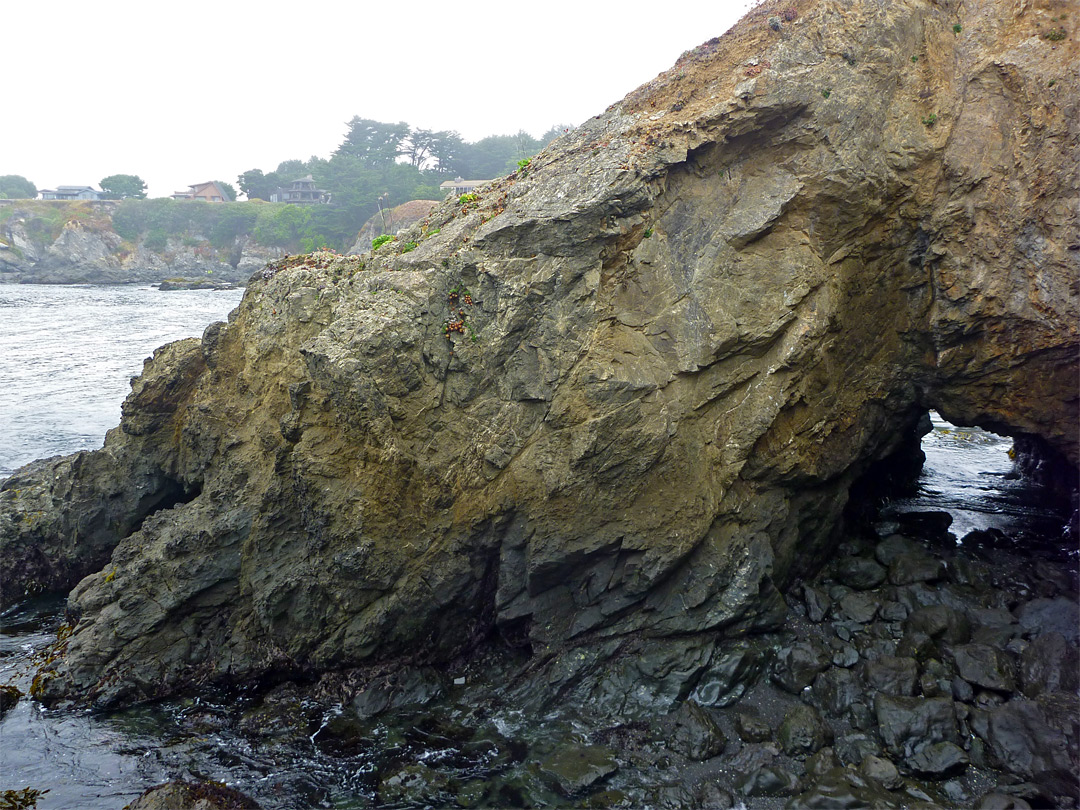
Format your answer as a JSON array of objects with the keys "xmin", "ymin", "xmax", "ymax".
[{"xmin": 0, "ymin": 200, "xmax": 283, "ymax": 284}]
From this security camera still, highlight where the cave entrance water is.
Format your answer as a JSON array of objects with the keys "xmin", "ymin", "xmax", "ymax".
[{"xmin": 879, "ymin": 411, "xmax": 1075, "ymax": 558}]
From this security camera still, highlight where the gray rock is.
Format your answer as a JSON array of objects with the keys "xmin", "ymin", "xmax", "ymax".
[
  {"xmin": 772, "ymin": 640, "xmax": 831, "ymax": 694},
  {"xmin": 968, "ymin": 699, "xmax": 1075, "ymax": 796},
  {"xmin": 951, "ymin": 644, "xmax": 1017, "ymax": 693},
  {"xmin": 1016, "ymin": 598, "xmax": 1080, "ymax": 645},
  {"xmin": 863, "ymin": 655, "xmax": 918, "ymax": 697},
  {"xmin": 905, "ymin": 605, "xmax": 972, "ymax": 645},
  {"xmin": 663, "ymin": 700, "xmax": 726, "ymax": 760},
  {"xmin": 834, "ymin": 556, "xmax": 887, "ymax": 590},
  {"xmin": 907, "ymin": 741, "xmax": 969, "ymax": 776},
  {"xmin": 837, "ymin": 592, "xmax": 879, "ymax": 624},
  {"xmin": 874, "ymin": 694, "xmax": 959, "ymax": 759},
  {"xmin": 834, "ymin": 733, "xmax": 881, "ymax": 766},
  {"xmin": 735, "ymin": 764, "xmax": 800, "ymax": 797},
  {"xmin": 125, "ymin": 780, "xmax": 261, "ymax": 809},
  {"xmin": 735, "ymin": 711, "xmax": 772, "ymax": 743},
  {"xmin": 859, "ymin": 754, "xmax": 904, "ymax": 790},
  {"xmin": 888, "ymin": 553, "xmax": 946, "ymax": 585},
  {"xmin": 778, "ymin": 703, "xmax": 832, "ymax": 758},
  {"xmin": 535, "ymin": 746, "xmax": 618, "ymax": 797},
  {"xmin": 812, "ymin": 667, "xmax": 861, "ymax": 718}
]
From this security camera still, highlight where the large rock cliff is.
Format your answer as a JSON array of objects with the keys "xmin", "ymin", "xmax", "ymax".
[{"xmin": 1, "ymin": 0, "xmax": 1076, "ymax": 710}]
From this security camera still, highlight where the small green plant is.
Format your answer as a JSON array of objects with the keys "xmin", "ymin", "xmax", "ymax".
[
  {"xmin": 458, "ymin": 193, "xmax": 480, "ymax": 205},
  {"xmin": 1048, "ymin": 78, "xmax": 1057, "ymax": 86},
  {"xmin": 922, "ymin": 113, "xmax": 938, "ymax": 127},
  {"xmin": 842, "ymin": 50, "xmax": 857, "ymax": 66},
  {"xmin": 426, "ymin": 227, "xmax": 440, "ymax": 237},
  {"xmin": 1044, "ymin": 27, "xmax": 1066, "ymax": 41},
  {"xmin": 911, "ymin": 55, "xmax": 919, "ymax": 62},
  {"xmin": 643, "ymin": 227, "xmax": 654, "ymax": 238},
  {"xmin": 372, "ymin": 234, "xmax": 395, "ymax": 250},
  {"xmin": 953, "ymin": 23, "xmax": 962, "ymax": 34},
  {"xmin": 401, "ymin": 241, "xmax": 418, "ymax": 253},
  {"xmin": 517, "ymin": 158, "xmax": 532, "ymax": 172},
  {"xmin": 822, "ymin": 88, "xmax": 831, "ymax": 98}
]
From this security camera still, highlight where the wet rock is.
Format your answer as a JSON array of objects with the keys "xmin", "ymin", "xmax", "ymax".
[
  {"xmin": 689, "ymin": 639, "xmax": 771, "ymax": 707},
  {"xmin": 735, "ymin": 764, "xmax": 800, "ymax": 797},
  {"xmin": 893, "ymin": 511, "xmax": 953, "ymax": 543},
  {"xmin": 802, "ymin": 584, "xmax": 832, "ymax": 623},
  {"xmin": 535, "ymin": 746, "xmax": 618, "ymax": 797},
  {"xmin": 875, "ymin": 535, "xmax": 923, "ymax": 567},
  {"xmin": 863, "ymin": 655, "xmax": 918, "ymax": 697},
  {"xmin": 377, "ymin": 762, "xmax": 451, "ymax": 806},
  {"xmin": 1016, "ymin": 598, "xmax": 1080, "ymax": 645},
  {"xmin": 0, "ymin": 684, "xmax": 22, "ymax": 717},
  {"xmin": 837, "ymin": 592, "xmax": 879, "ymax": 624},
  {"xmin": 124, "ymin": 780, "xmax": 261, "ymax": 809},
  {"xmin": 237, "ymin": 683, "xmax": 309, "ymax": 739},
  {"xmin": 907, "ymin": 741, "xmax": 969, "ymax": 776},
  {"xmin": 778, "ymin": 704, "xmax": 832, "ymax": 758},
  {"xmin": 951, "ymin": 644, "xmax": 1017, "ymax": 692},
  {"xmin": 650, "ymin": 782, "xmax": 734, "ymax": 809},
  {"xmin": 350, "ymin": 666, "xmax": 447, "ymax": 718},
  {"xmin": 905, "ymin": 605, "xmax": 971, "ymax": 645},
  {"xmin": 771, "ymin": 639, "xmax": 831, "ymax": 694},
  {"xmin": 859, "ymin": 754, "xmax": 903, "ymax": 790},
  {"xmin": 896, "ymin": 630, "xmax": 937, "ymax": 662},
  {"xmin": 728, "ymin": 742, "xmax": 779, "ymax": 776},
  {"xmin": 874, "ymin": 695, "xmax": 959, "ymax": 759},
  {"xmin": 811, "ymin": 667, "xmax": 861, "ymax": 718},
  {"xmin": 832, "ymin": 644, "xmax": 859, "ymax": 668},
  {"xmin": 735, "ymin": 711, "xmax": 772, "ymax": 743},
  {"xmin": 786, "ymin": 766, "xmax": 902, "ymax": 809},
  {"xmin": 806, "ymin": 747, "xmax": 841, "ymax": 779},
  {"xmin": 888, "ymin": 553, "xmax": 946, "ymax": 586},
  {"xmin": 834, "ymin": 733, "xmax": 881, "ymax": 766},
  {"xmin": 968, "ymin": 699, "xmax": 1075, "ymax": 797},
  {"xmin": 663, "ymin": 700, "xmax": 726, "ymax": 760},
  {"xmin": 952, "ymin": 676, "xmax": 975, "ymax": 702},
  {"xmin": 833, "ymin": 556, "xmax": 887, "ymax": 591},
  {"xmin": 975, "ymin": 793, "xmax": 1033, "ymax": 809}
]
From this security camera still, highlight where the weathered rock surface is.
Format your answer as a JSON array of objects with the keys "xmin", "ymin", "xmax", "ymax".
[{"xmin": 1, "ymin": 0, "xmax": 1076, "ymax": 718}]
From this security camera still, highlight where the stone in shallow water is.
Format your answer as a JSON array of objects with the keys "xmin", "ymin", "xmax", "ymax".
[
  {"xmin": 536, "ymin": 745, "xmax": 618, "ymax": 797},
  {"xmin": 378, "ymin": 763, "xmax": 451, "ymax": 806},
  {"xmin": 126, "ymin": 780, "xmax": 261, "ymax": 809}
]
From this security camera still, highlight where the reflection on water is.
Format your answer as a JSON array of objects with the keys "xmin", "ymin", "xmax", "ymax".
[{"xmin": 884, "ymin": 412, "xmax": 1072, "ymax": 549}]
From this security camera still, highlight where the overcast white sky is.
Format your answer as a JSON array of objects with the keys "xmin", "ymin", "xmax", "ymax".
[{"xmin": 4, "ymin": 1, "xmax": 757, "ymax": 199}]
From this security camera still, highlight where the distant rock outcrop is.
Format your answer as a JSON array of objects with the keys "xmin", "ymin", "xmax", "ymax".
[
  {"xmin": 349, "ymin": 199, "xmax": 439, "ymax": 253},
  {"xmin": 0, "ymin": 204, "xmax": 280, "ymax": 284},
  {"xmin": 1, "ymin": 0, "xmax": 1075, "ymax": 713}
]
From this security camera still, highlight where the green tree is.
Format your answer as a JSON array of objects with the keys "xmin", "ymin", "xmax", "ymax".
[
  {"xmin": 0, "ymin": 175, "xmax": 37, "ymax": 198},
  {"xmin": 215, "ymin": 181, "xmax": 237, "ymax": 201},
  {"xmin": 335, "ymin": 117, "xmax": 410, "ymax": 165},
  {"xmin": 238, "ymin": 169, "xmax": 273, "ymax": 201},
  {"xmin": 99, "ymin": 174, "xmax": 147, "ymax": 199}
]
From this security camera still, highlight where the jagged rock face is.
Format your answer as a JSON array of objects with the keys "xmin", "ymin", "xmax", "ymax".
[{"xmin": 3, "ymin": 0, "xmax": 1076, "ymax": 707}]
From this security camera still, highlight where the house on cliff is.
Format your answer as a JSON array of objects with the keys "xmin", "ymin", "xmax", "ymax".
[
  {"xmin": 270, "ymin": 175, "xmax": 328, "ymax": 204},
  {"xmin": 39, "ymin": 186, "xmax": 104, "ymax": 201},
  {"xmin": 439, "ymin": 177, "xmax": 489, "ymax": 197},
  {"xmin": 170, "ymin": 181, "xmax": 230, "ymax": 202}
]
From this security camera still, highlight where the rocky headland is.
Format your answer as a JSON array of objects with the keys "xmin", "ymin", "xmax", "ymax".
[
  {"xmin": 0, "ymin": 201, "xmax": 280, "ymax": 285},
  {"xmin": 1, "ymin": 0, "xmax": 1077, "ymax": 806}
]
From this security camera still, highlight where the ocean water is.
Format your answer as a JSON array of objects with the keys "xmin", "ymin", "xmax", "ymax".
[
  {"xmin": 0, "ymin": 284, "xmax": 244, "ymax": 478},
  {"xmin": 0, "ymin": 284, "xmax": 1072, "ymax": 808}
]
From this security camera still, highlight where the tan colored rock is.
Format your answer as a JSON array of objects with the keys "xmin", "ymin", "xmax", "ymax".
[{"xmin": 3, "ymin": 0, "xmax": 1075, "ymax": 707}]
